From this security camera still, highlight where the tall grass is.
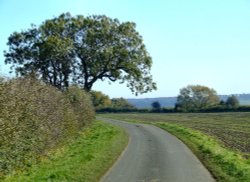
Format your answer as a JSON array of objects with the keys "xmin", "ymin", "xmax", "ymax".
[{"xmin": 0, "ymin": 77, "xmax": 94, "ymax": 177}]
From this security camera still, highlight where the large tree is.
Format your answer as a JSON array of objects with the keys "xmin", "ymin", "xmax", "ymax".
[
  {"xmin": 4, "ymin": 13, "xmax": 156, "ymax": 94},
  {"xmin": 176, "ymin": 85, "xmax": 220, "ymax": 111}
]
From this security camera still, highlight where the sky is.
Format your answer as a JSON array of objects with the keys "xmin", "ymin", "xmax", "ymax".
[{"xmin": 1, "ymin": 0, "xmax": 250, "ymax": 98}]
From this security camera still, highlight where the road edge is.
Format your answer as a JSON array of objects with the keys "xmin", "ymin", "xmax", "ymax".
[{"xmin": 98, "ymin": 118, "xmax": 132, "ymax": 182}]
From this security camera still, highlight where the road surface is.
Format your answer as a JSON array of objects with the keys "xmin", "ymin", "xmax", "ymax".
[{"xmin": 99, "ymin": 118, "xmax": 215, "ymax": 182}]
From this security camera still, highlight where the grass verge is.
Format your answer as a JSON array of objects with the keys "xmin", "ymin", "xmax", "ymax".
[
  {"xmin": 155, "ymin": 122, "xmax": 250, "ymax": 182},
  {"xmin": 2, "ymin": 120, "xmax": 128, "ymax": 182}
]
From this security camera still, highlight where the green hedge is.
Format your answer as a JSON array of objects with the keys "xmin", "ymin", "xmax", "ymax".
[{"xmin": 0, "ymin": 77, "xmax": 94, "ymax": 177}]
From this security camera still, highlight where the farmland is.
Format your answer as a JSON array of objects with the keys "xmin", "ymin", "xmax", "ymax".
[
  {"xmin": 101, "ymin": 112, "xmax": 250, "ymax": 181},
  {"xmin": 101, "ymin": 112, "xmax": 250, "ymax": 154}
]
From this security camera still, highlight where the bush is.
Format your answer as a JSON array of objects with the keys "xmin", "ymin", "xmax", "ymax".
[
  {"xmin": 0, "ymin": 77, "xmax": 94, "ymax": 176},
  {"xmin": 64, "ymin": 86, "xmax": 95, "ymax": 128}
]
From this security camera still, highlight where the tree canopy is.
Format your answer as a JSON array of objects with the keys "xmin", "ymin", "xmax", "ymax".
[
  {"xmin": 176, "ymin": 85, "xmax": 220, "ymax": 111},
  {"xmin": 151, "ymin": 101, "xmax": 161, "ymax": 110},
  {"xmin": 226, "ymin": 95, "xmax": 239, "ymax": 108},
  {"xmin": 111, "ymin": 98, "xmax": 135, "ymax": 109},
  {"xmin": 90, "ymin": 90, "xmax": 112, "ymax": 109},
  {"xmin": 4, "ymin": 13, "xmax": 156, "ymax": 95}
]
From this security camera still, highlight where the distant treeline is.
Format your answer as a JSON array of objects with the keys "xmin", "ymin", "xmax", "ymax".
[
  {"xmin": 96, "ymin": 106, "xmax": 250, "ymax": 113},
  {"xmin": 92, "ymin": 87, "xmax": 250, "ymax": 113},
  {"xmin": 127, "ymin": 95, "xmax": 250, "ymax": 109}
]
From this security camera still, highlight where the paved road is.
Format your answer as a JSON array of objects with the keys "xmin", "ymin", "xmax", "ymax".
[{"xmin": 99, "ymin": 118, "xmax": 215, "ymax": 182}]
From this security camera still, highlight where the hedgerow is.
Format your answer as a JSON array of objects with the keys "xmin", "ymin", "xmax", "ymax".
[{"xmin": 0, "ymin": 77, "xmax": 94, "ymax": 177}]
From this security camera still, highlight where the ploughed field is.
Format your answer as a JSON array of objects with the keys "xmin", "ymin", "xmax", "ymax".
[{"xmin": 102, "ymin": 113, "xmax": 250, "ymax": 154}]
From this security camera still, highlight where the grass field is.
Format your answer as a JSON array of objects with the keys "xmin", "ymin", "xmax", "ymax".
[
  {"xmin": 101, "ymin": 112, "xmax": 250, "ymax": 181},
  {"xmin": 2, "ymin": 121, "xmax": 128, "ymax": 182}
]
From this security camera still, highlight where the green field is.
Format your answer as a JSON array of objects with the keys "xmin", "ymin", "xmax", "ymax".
[{"xmin": 101, "ymin": 112, "xmax": 250, "ymax": 181}]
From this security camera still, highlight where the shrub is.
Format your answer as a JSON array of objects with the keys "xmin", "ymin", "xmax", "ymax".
[
  {"xmin": 64, "ymin": 86, "xmax": 95, "ymax": 128},
  {"xmin": 0, "ymin": 77, "xmax": 94, "ymax": 177}
]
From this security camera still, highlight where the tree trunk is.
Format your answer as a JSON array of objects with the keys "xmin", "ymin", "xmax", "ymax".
[{"xmin": 84, "ymin": 82, "xmax": 92, "ymax": 92}]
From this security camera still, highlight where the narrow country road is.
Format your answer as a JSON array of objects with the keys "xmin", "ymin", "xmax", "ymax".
[{"xmin": 99, "ymin": 118, "xmax": 215, "ymax": 182}]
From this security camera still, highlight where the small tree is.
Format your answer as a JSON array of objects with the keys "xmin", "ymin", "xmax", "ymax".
[
  {"xmin": 151, "ymin": 101, "xmax": 161, "ymax": 111},
  {"xmin": 226, "ymin": 95, "xmax": 239, "ymax": 109},
  {"xmin": 90, "ymin": 90, "xmax": 112, "ymax": 109},
  {"xmin": 111, "ymin": 98, "xmax": 135, "ymax": 109}
]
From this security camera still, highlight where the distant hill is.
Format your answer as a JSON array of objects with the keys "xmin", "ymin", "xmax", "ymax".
[
  {"xmin": 127, "ymin": 94, "xmax": 250, "ymax": 109},
  {"xmin": 127, "ymin": 97, "xmax": 177, "ymax": 109}
]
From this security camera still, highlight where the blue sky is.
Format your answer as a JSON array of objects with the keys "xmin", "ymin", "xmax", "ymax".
[{"xmin": 1, "ymin": 0, "xmax": 250, "ymax": 98}]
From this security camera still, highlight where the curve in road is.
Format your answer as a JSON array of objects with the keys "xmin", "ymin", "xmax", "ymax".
[{"xmin": 100, "ymin": 118, "xmax": 215, "ymax": 182}]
